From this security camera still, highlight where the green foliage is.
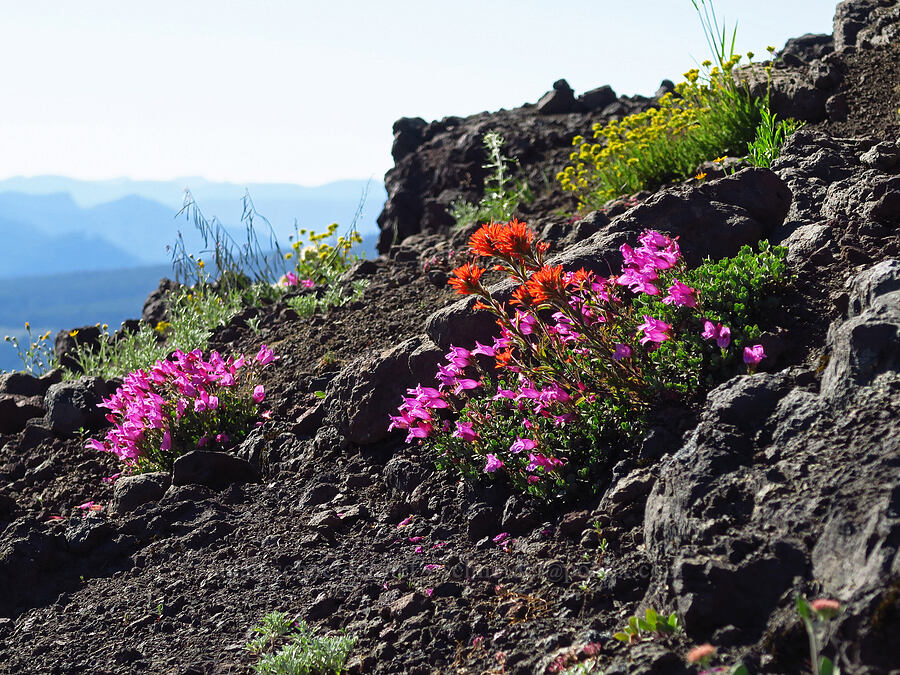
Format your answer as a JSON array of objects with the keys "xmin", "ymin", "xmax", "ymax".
[
  {"xmin": 246, "ymin": 612, "xmax": 356, "ymax": 675},
  {"xmin": 614, "ymin": 609, "xmax": 681, "ymax": 643},
  {"xmin": 557, "ymin": 64, "xmax": 759, "ymax": 210},
  {"xmin": 418, "ymin": 226, "xmax": 787, "ymax": 501},
  {"xmin": 449, "ymin": 131, "xmax": 532, "ymax": 227},
  {"xmin": 747, "ymin": 102, "xmax": 804, "ymax": 168},
  {"xmin": 632, "ymin": 241, "xmax": 789, "ymax": 394},
  {"xmin": 557, "ymin": 1, "xmax": 765, "ymax": 210},
  {"xmin": 285, "ymin": 275, "xmax": 368, "ymax": 319},
  {"xmin": 63, "ymin": 284, "xmax": 251, "ymax": 380},
  {"xmin": 3, "ymin": 323, "xmax": 56, "ymax": 375}
]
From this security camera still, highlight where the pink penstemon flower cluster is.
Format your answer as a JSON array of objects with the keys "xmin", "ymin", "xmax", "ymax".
[
  {"xmin": 280, "ymin": 272, "xmax": 315, "ymax": 289},
  {"xmin": 87, "ymin": 345, "xmax": 277, "ymax": 473},
  {"xmin": 391, "ymin": 221, "xmax": 769, "ymax": 495}
]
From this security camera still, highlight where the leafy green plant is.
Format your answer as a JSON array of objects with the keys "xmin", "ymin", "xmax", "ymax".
[
  {"xmin": 747, "ymin": 102, "xmax": 804, "ymax": 167},
  {"xmin": 796, "ymin": 595, "xmax": 842, "ymax": 675},
  {"xmin": 245, "ymin": 611, "xmax": 356, "ymax": 675},
  {"xmin": 64, "ymin": 284, "xmax": 250, "ymax": 380},
  {"xmin": 3, "ymin": 322, "xmax": 56, "ymax": 375},
  {"xmin": 285, "ymin": 277, "xmax": 368, "ymax": 319},
  {"xmin": 391, "ymin": 221, "xmax": 786, "ymax": 499},
  {"xmin": 614, "ymin": 608, "xmax": 681, "ymax": 644},
  {"xmin": 450, "ymin": 131, "xmax": 532, "ymax": 228}
]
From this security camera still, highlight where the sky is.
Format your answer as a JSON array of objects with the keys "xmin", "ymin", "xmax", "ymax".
[{"xmin": 0, "ymin": 0, "xmax": 836, "ymax": 187}]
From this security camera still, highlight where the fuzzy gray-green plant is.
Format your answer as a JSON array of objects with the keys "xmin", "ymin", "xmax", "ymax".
[{"xmin": 245, "ymin": 612, "xmax": 356, "ymax": 675}]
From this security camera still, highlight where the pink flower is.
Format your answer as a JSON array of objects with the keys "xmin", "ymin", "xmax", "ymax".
[
  {"xmin": 686, "ymin": 643, "xmax": 716, "ymax": 665},
  {"xmin": 161, "ymin": 430, "xmax": 172, "ymax": 452},
  {"xmin": 252, "ymin": 385, "xmax": 266, "ymax": 403},
  {"xmin": 300, "ymin": 278, "xmax": 315, "ymax": 289},
  {"xmin": 398, "ymin": 515, "xmax": 414, "ymax": 527},
  {"xmin": 445, "ymin": 346, "xmax": 472, "ymax": 369},
  {"xmin": 743, "ymin": 344, "xmax": 766, "ymax": 365},
  {"xmin": 255, "ymin": 344, "xmax": 277, "ymax": 365},
  {"xmin": 414, "ymin": 546, "xmax": 424, "ymax": 554},
  {"xmin": 76, "ymin": 501, "xmax": 95, "ymax": 510},
  {"xmin": 424, "ymin": 564, "xmax": 444, "ymax": 571},
  {"xmin": 637, "ymin": 315, "xmax": 671, "ymax": 345},
  {"xmin": 408, "ymin": 536, "xmax": 423, "ymax": 543},
  {"xmin": 493, "ymin": 532, "xmax": 510, "ymax": 544},
  {"xmin": 424, "ymin": 588, "xmax": 434, "ymax": 597},
  {"xmin": 663, "ymin": 279, "xmax": 697, "ymax": 307},
  {"xmin": 526, "ymin": 453, "xmax": 564, "ymax": 473},
  {"xmin": 613, "ymin": 343, "xmax": 631, "ymax": 360},
  {"xmin": 811, "ymin": 598, "xmax": 841, "ymax": 618},
  {"xmin": 701, "ymin": 320, "xmax": 731, "ymax": 349},
  {"xmin": 484, "ymin": 454, "xmax": 504, "ymax": 473},
  {"xmin": 282, "ymin": 272, "xmax": 299, "ymax": 287},
  {"xmin": 509, "ymin": 437, "xmax": 536, "ymax": 454},
  {"xmin": 215, "ymin": 433, "xmax": 229, "ymax": 444},
  {"xmin": 453, "ymin": 421, "xmax": 479, "ymax": 442}
]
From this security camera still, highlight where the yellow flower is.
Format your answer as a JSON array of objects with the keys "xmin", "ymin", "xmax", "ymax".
[
  {"xmin": 69, "ymin": 329, "xmax": 80, "ymax": 337},
  {"xmin": 25, "ymin": 322, "xmax": 30, "ymax": 330},
  {"xmin": 766, "ymin": 45, "xmax": 775, "ymax": 53},
  {"xmin": 197, "ymin": 259, "xmax": 205, "ymax": 268},
  {"xmin": 695, "ymin": 171, "xmax": 707, "ymax": 180},
  {"xmin": 713, "ymin": 155, "xmax": 728, "ymax": 163},
  {"xmin": 285, "ymin": 252, "xmax": 293, "ymax": 259}
]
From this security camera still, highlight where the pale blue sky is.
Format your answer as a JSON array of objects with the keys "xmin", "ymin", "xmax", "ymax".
[{"xmin": 0, "ymin": 0, "xmax": 835, "ymax": 186}]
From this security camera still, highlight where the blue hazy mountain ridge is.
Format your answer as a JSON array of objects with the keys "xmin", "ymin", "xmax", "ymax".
[
  {"xmin": 0, "ymin": 177, "xmax": 386, "ymax": 276},
  {"xmin": 0, "ymin": 213, "xmax": 143, "ymax": 278}
]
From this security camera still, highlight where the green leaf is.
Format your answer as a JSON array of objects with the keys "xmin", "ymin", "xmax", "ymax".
[
  {"xmin": 613, "ymin": 632, "xmax": 630, "ymax": 643},
  {"xmin": 731, "ymin": 665, "xmax": 750, "ymax": 675},
  {"xmin": 820, "ymin": 657, "xmax": 835, "ymax": 675},
  {"xmin": 796, "ymin": 594, "xmax": 811, "ymax": 620},
  {"xmin": 314, "ymin": 390, "xmax": 327, "ymax": 399}
]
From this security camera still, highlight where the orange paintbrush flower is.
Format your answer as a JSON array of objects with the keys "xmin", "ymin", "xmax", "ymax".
[
  {"xmin": 495, "ymin": 218, "xmax": 533, "ymax": 259},
  {"xmin": 510, "ymin": 284, "xmax": 535, "ymax": 306},
  {"xmin": 525, "ymin": 264, "xmax": 566, "ymax": 303},
  {"xmin": 448, "ymin": 262, "xmax": 486, "ymax": 295},
  {"xmin": 469, "ymin": 222, "xmax": 506, "ymax": 258}
]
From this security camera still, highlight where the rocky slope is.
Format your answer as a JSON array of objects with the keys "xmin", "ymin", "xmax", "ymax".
[{"xmin": 1, "ymin": 1, "xmax": 899, "ymax": 673}]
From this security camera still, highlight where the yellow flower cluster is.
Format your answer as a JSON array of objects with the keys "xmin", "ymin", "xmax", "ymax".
[
  {"xmin": 557, "ymin": 53, "xmax": 758, "ymax": 211},
  {"xmin": 287, "ymin": 222, "xmax": 364, "ymax": 281}
]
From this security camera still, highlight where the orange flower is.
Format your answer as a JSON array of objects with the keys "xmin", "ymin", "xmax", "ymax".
[
  {"xmin": 473, "ymin": 300, "xmax": 491, "ymax": 311},
  {"xmin": 525, "ymin": 265, "xmax": 566, "ymax": 303},
  {"xmin": 495, "ymin": 349, "xmax": 513, "ymax": 369},
  {"xmin": 469, "ymin": 222, "xmax": 506, "ymax": 258},
  {"xmin": 510, "ymin": 285, "xmax": 535, "ymax": 306},
  {"xmin": 495, "ymin": 218, "xmax": 533, "ymax": 259},
  {"xmin": 448, "ymin": 262, "xmax": 486, "ymax": 295},
  {"xmin": 567, "ymin": 267, "xmax": 594, "ymax": 289}
]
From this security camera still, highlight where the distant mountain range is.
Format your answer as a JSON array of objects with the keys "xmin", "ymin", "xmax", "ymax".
[{"xmin": 0, "ymin": 176, "xmax": 386, "ymax": 278}]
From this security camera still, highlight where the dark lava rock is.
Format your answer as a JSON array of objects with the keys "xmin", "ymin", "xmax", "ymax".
[
  {"xmin": 172, "ymin": 451, "xmax": 260, "ymax": 489},
  {"xmin": 537, "ymin": 79, "xmax": 580, "ymax": 115},
  {"xmin": 44, "ymin": 377, "xmax": 111, "ymax": 433},
  {"xmin": 110, "ymin": 472, "xmax": 171, "ymax": 514},
  {"xmin": 53, "ymin": 327, "xmax": 102, "ymax": 372},
  {"xmin": 0, "ymin": 371, "xmax": 61, "ymax": 398},
  {"xmin": 142, "ymin": 278, "xmax": 179, "ymax": 325},
  {"xmin": 0, "ymin": 395, "xmax": 44, "ymax": 435}
]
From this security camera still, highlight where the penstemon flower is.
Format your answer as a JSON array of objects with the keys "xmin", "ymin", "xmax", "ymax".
[{"xmin": 87, "ymin": 346, "xmax": 275, "ymax": 474}]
